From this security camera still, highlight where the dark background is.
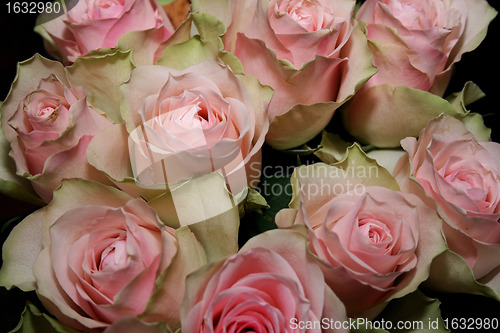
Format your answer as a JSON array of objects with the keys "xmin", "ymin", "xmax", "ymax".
[{"xmin": 0, "ymin": 1, "xmax": 499, "ymax": 332}]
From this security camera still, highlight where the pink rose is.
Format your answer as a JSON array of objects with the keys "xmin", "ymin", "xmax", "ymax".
[
  {"xmin": 195, "ymin": 0, "xmax": 376, "ymax": 149},
  {"xmin": 181, "ymin": 229, "xmax": 348, "ymax": 333},
  {"xmin": 226, "ymin": 0, "xmax": 354, "ymax": 68},
  {"xmin": 343, "ymin": 0, "xmax": 497, "ymax": 147},
  {"xmin": 88, "ymin": 60, "xmax": 270, "ymax": 202},
  {"xmin": 276, "ymin": 156, "xmax": 445, "ymax": 316},
  {"xmin": 36, "ymin": 0, "xmax": 175, "ymax": 64},
  {"xmin": 0, "ymin": 180, "xmax": 206, "ymax": 331},
  {"xmin": 394, "ymin": 115, "xmax": 500, "ymax": 284},
  {"xmin": 0, "ymin": 55, "xmax": 112, "ymax": 202}
]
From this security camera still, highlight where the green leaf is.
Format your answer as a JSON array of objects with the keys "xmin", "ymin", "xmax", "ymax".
[
  {"xmin": 65, "ymin": 50, "xmax": 135, "ymax": 124},
  {"xmin": 371, "ymin": 290, "xmax": 450, "ymax": 333},
  {"xmin": 9, "ymin": 302, "xmax": 79, "ymax": 333}
]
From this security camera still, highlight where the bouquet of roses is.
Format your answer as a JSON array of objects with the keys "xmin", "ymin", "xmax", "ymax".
[{"xmin": 0, "ymin": 0, "xmax": 499, "ymax": 332}]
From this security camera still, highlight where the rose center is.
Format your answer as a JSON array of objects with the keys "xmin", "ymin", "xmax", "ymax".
[
  {"xmin": 165, "ymin": 102, "xmax": 215, "ymax": 131},
  {"xmin": 38, "ymin": 106, "xmax": 55, "ymax": 117},
  {"xmin": 196, "ymin": 107, "xmax": 210, "ymax": 122},
  {"xmin": 289, "ymin": 2, "xmax": 315, "ymax": 25},
  {"xmin": 96, "ymin": 0, "xmax": 121, "ymax": 9},
  {"xmin": 24, "ymin": 95, "xmax": 61, "ymax": 122},
  {"xmin": 275, "ymin": 0, "xmax": 334, "ymax": 31},
  {"xmin": 446, "ymin": 169, "xmax": 490, "ymax": 209},
  {"xmin": 99, "ymin": 238, "xmax": 128, "ymax": 271},
  {"xmin": 358, "ymin": 218, "xmax": 393, "ymax": 248},
  {"xmin": 90, "ymin": 0, "xmax": 125, "ymax": 19}
]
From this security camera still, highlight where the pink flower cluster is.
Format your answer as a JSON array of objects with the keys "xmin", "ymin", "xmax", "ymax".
[{"xmin": 0, "ymin": 0, "xmax": 498, "ymax": 332}]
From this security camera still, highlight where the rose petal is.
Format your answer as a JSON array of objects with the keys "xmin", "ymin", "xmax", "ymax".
[{"xmin": 0, "ymin": 208, "xmax": 45, "ymax": 291}]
